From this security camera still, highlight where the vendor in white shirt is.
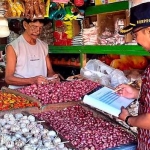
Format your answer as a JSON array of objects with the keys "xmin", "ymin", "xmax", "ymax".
[{"xmin": 5, "ymin": 18, "xmax": 57, "ymax": 89}]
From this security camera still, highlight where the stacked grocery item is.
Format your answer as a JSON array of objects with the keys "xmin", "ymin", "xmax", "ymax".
[
  {"xmin": 3, "ymin": 0, "xmax": 47, "ymax": 19},
  {"xmin": 83, "ymin": 22, "xmax": 99, "ymax": 45}
]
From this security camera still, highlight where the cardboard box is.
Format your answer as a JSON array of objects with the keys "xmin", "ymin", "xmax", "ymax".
[
  {"xmin": 97, "ymin": 10, "xmax": 126, "ymax": 34},
  {"xmin": 97, "ymin": 10, "xmax": 132, "ymax": 44},
  {"xmin": 72, "ymin": 20, "xmax": 81, "ymax": 36}
]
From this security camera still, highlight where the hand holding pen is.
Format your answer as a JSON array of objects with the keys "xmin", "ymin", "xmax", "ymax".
[
  {"xmin": 113, "ymin": 82, "xmax": 133, "ymax": 93},
  {"xmin": 114, "ymin": 82, "xmax": 140, "ymax": 99}
]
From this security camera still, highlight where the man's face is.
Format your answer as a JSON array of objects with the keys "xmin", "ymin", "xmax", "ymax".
[
  {"xmin": 24, "ymin": 21, "xmax": 44, "ymax": 40},
  {"xmin": 132, "ymin": 27, "xmax": 150, "ymax": 52}
]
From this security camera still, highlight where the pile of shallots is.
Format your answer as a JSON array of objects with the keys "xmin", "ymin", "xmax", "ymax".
[
  {"xmin": 35, "ymin": 105, "xmax": 136, "ymax": 150},
  {"xmin": 18, "ymin": 80, "xmax": 100, "ymax": 105},
  {"xmin": 0, "ymin": 113, "xmax": 72, "ymax": 150}
]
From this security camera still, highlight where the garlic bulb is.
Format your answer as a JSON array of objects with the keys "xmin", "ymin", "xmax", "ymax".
[
  {"xmin": 5, "ymin": 114, "xmax": 14, "ymax": 120},
  {"xmin": 23, "ymin": 144, "xmax": 37, "ymax": 150},
  {"xmin": 28, "ymin": 115, "xmax": 35, "ymax": 122},
  {"xmin": 0, "ymin": 119, "xmax": 6, "ymax": 126},
  {"xmin": 9, "ymin": 115, "xmax": 15, "ymax": 121},
  {"xmin": 11, "ymin": 146, "xmax": 21, "ymax": 150},
  {"xmin": 36, "ymin": 146, "xmax": 49, "ymax": 150},
  {"xmin": 5, "ymin": 140, "xmax": 14, "ymax": 148},
  {"xmin": 23, "ymin": 132, "xmax": 32, "ymax": 138},
  {"xmin": 15, "ymin": 113, "xmax": 23, "ymax": 120},
  {"xmin": 20, "ymin": 137, "xmax": 27, "ymax": 143},
  {"xmin": 62, "ymin": 148, "xmax": 68, "ymax": 150},
  {"xmin": 37, "ymin": 140, "xmax": 43, "ymax": 146},
  {"xmin": 36, "ymin": 124, "xmax": 43, "ymax": 130},
  {"xmin": 7, "ymin": 120, "xmax": 16, "ymax": 125},
  {"xmin": 0, "ymin": 134, "xmax": 11, "ymax": 145},
  {"xmin": 29, "ymin": 137, "xmax": 38, "ymax": 145},
  {"xmin": 1, "ymin": 129, "xmax": 9, "ymax": 134},
  {"xmin": 21, "ymin": 116, "xmax": 28, "ymax": 120},
  {"xmin": 31, "ymin": 127, "xmax": 40, "ymax": 135},
  {"xmin": 47, "ymin": 130, "xmax": 57, "ymax": 137},
  {"xmin": 53, "ymin": 137, "xmax": 61, "ymax": 145},
  {"xmin": 57, "ymin": 143, "xmax": 65, "ymax": 149},
  {"xmin": 4, "ymin": 124, "xmax": 11, "ymax": 129},
  {"xmin": 11, "ymin": 136, "xmax": 17, "ymax": 142},
  {"xmin": 43, "ymin": 140, "xmax": 53, "ymax": 148},
  {"xmin": 10, "ymin": 124, "xmax": 20, "ymax": 132},
  {"xmin": 42, "ymin": 129, "xmax": 49, "ymax": 134},
  {"xmin": 34, "ymin": 133, "xmax": 41, "ymax": 140},
  {"xmin": 42, "ymin": 133, "xmax": 49, "ymax": 141},
  {"xmin": 20, "ymin": 123, "xmax": 26, "ymax": 128},
  {"xmin": 15, "ymin": 133, "xmax": 22, "ymax": 139},
  {"xmin": 22, "ymin": 119, "xmax": 30, "ymax": 124},
  {"xmin": 0, "ymin": 146, "xmax": 7, "ymax": 150},
  {"xmin": 22, "ymin": 127, "xmax": 29, "ymax": 133},
  {"xmin": 15, "ymin": 139, "xmax": 25, "ymax": 148},
  {"xmin": 3, "ymin": 114, "xmax": 9, "ymax": 119}
]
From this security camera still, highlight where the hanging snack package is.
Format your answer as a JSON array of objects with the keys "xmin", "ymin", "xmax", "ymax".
[{"xmin": 44, "ymin": 0, "xmax": 50, "ymax": 17}]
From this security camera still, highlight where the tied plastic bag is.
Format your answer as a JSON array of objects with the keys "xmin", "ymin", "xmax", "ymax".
[
  {"xmin": 80, "ymin": 59, "xmax": 129, "ymax": 87},
  {"xmin": 110, "ymin": 69, "xmax": 129, "ymax": 87},
  {"xmin": 80, "ymin": 68, "xmax": 111, "ymax": 85},
  {"xmin": 80, "ymin": 59, "xmax": 112, "ymax": 86}
]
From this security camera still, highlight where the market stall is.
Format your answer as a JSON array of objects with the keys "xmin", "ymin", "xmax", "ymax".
[{"xmin": 0, "ymin": 0, "xmax": 147, "ymax": 149}]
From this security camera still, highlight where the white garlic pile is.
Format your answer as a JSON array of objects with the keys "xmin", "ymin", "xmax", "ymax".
[{"xmin": 0, "ymin": 113, "xmax": 73, "ymax": 150}]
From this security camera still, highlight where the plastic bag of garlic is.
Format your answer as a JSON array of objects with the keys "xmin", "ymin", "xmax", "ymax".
[
  {"xmin": 80, "ymin": 59, "xmax": 129, "ymax": 87},
  {"xmin": 0, "ymin": 113, "xmax": 74, "ymax": 150}
]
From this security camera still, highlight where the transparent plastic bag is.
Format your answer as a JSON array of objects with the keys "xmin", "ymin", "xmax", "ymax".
[
  {"xmin": 80, "ymin": 68, "xmax": 110, "ymax": 85},
  {"xmin": 81, "ymin": 59, "xmax": 129, "ymax": 87},
  {"xmin": 80, "ymin": 59, "xmax": 113, "ymax": 86},
  {"xmin": 85, "ymin": 59, "xmax": 114, "ymax": 74},
  {"xmin": 110, "ymin": 69, "xmax": 129, "ymax": 87}
]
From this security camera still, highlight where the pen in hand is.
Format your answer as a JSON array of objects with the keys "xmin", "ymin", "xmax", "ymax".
[{"xmin": 113, "ymin": 81, "xmax": 134, "ymax": 93}]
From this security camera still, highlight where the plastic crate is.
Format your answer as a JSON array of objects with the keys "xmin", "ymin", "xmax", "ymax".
[{"xmin": 107, "ymin": 143, "xmax": 137, "ymax": 150}]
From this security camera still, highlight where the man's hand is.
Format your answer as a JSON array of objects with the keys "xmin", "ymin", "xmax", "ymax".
[{"xmin": 118, "ymin": 106, "xmax": 130, "ymax": 121}]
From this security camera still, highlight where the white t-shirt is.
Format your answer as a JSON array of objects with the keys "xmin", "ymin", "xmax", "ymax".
[{"xmin": 6, "ymin": 35, "xmax": 48, "ymax": 89}]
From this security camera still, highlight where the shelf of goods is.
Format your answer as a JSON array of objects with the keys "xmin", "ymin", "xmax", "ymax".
[
  {"xmin": 0, "ymin": 1, "xmax": 149, "ymax": 69},
  {"xmin": 48, "ymin": 1, "xmax": 150, "ymax": 68}
]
